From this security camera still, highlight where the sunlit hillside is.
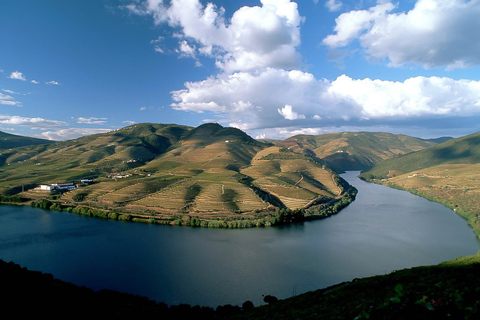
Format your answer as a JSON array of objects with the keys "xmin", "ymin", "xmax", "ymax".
[
  {"xmin": 277, "ymin": 132, "xmax": 442, "ymax": 171},
  {"xmin": 0, "ymin": 123, "xmax": 355, "ymax": 227}
]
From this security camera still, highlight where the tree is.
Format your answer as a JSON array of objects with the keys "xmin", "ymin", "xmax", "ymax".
[{"xmin": 263, "ymin": 295, "xmax": 278, "ymax": 305}]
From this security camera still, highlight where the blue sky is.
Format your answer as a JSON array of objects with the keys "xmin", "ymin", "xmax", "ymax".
[{"xmin": 1, "ymin": 0, "xmax": 480, "ymax": 141}]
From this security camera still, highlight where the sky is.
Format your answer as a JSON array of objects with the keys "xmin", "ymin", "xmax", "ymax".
[{"xmin": 1, "ymin": 0, "xmax": 480, "ymax": 141}]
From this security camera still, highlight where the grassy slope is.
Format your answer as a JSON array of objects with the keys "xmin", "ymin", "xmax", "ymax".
[
  {"xmin": 232, "ymin": 254, "xmax": 480, "ymax": 320},
  {"xmin": 277, "ymin": 132, "xmax": 437, "ymax": 171},
  {"xmin": 0, "ymin": 130, "xmax": 53, "ymax": 150},
  {"xmin": 360, "ymin": 131, "xmax": 480, "ymax": 179},
  {"xmin": 0, "ymin": 123, "xmax": 352, "ymax": 226}
]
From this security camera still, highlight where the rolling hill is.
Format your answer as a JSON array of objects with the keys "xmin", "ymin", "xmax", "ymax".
[
  {"xmin": 0, "ymin": 130, "xmax": 53, "ymax": 150},
  {"xmin": 360, "ymin": 130, "xmax": 480, "ymax": 238},
  {"xmin": 276, "ymin": 132, "xmax": 440, "ymax": 171},
  {"xmin": 0, "ymin": 123, "xmax": 356, "ymax": 227}
]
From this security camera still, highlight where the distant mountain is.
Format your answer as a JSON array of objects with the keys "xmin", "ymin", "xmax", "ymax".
[
  {"xmin": 277, "ymin": 132, "xmax": 437, "ymax": 171},
  {"xmin": 421, "ymin": 136, "xmax": 454, "ymax": 144},
  {"xmin": 0, "ymin": 131, "xmax": 53, "ymax": 150},
  {"xmin": 360, "ymin": 131, "xmax": 480, "ymax": 179}
]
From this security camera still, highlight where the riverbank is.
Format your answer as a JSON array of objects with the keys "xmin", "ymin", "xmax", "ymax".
[
  {"xmin": 0, "ymin": 185, "xmax": 357, "ymax": 228},
  {"xmin": 359, "ymin": 177, "xmax": 480, "ymax": 240}
]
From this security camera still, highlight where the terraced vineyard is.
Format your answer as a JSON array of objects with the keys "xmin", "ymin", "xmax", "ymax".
[{"xmin": 0, "ymin": 123, "xmax": 357, "ymax": 227}]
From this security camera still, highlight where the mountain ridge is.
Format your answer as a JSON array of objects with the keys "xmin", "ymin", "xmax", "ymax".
[{"xmin": 275, "ymin": 131, "xmax": 439, "ymax": 171}]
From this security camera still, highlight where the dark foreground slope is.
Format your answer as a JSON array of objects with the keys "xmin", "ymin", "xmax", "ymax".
[{"xmin": 3, "ymin": 254, "xmax": 480, "ymax": 319}]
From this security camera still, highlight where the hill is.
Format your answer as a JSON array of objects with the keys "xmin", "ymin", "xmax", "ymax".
[
  {"xmin": 360, "ymin": 130, "xmax": 480, "ymax": 238},
  {"xmin": 0, "ymin": 123, "xmax": 356, "ymax": 227},
  {"xmin": 276, "ymin": 132, "xmax": 437, "ymax": 171},
  {"xmin": 0, "ymin": 130, "xmax": 53, "ymax": 150},
  {"xmin": 360, "ymin": 131, "xmax": 480, "ymax": 179},
  {"xmin": 3, "ymin": 253, "xmax": 480, "ymax": 318}
]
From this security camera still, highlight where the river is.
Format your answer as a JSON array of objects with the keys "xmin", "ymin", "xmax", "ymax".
[{"xmin": 0, "ymin": 171, "xmax": 478, "ymax": 307}]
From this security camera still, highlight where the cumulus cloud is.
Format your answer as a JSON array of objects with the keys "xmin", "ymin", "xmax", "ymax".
[
  {"xmin": 323, "ymin": 0, "xmax": 480, "ymax": 69},
  {"xmin": 76, "ymin": 117, "xmax": 108, "ymax": 125},
  {"xmin": 8, "ymin": 71, "xmax": 26, "ymax": 81},
  {"xmin": 46, "ymin": 80, "xmax": 60, "ymax": 85},
  {"xmin": 278, "ymin": 104, "xmax": 305, "ymax": 120},
  {"xmin": 0, "ymin": 115, "xmax": 67, "ymax": 128},
  {"xmin": 126, "ymin": 0, "xmax": 303, "ymax": 72},
  {"xmin": 170, "ymin": 68, "xmax": 480, "ymax": 135},
  {"xmin": 40, "ymin": 128, "xmax": 112, "ymax": 141}
]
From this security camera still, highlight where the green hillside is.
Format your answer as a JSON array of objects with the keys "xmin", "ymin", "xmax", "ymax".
[
  {"xmin": 0, "ymin": 122, "xmax": 355, "ymax": 227},
  {"xmin": 0, "ymin": 130, "xmax": 53, "ymax": 150},
  {"xmin": 360, "ymin": 131, "xmax": 480, "ymax": 179},
  {"xmin": 277, "ymin": 132, "xmax": 436, "ymax": 171}
]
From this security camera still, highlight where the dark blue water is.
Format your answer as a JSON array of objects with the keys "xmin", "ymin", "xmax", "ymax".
[{"xmin": 0, "ymin": 172, "xmax": 478, "ymax": 307}]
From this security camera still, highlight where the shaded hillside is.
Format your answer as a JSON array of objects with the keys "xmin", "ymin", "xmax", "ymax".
[
  {"xmin": 0, "ymin": 122, "xmax": 355, "ymax": 227},
  {"xmin": 3, "ymin": 254, "xmax": 480, "ymax": 319},
  {"xmin": 278, "ymin": 132, "xmax": 437, "ymax": 172},
  {"xmin": 0, "ymin": 130, "xmax": 53, "ymax": 150}
]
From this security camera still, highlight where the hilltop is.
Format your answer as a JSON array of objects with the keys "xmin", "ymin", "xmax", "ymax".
[
  {"xmin": 276, "ymin": 132, "xmax": 438, "ymax": 171},
  {"xmin": 0, "ymin": 123, "xmax": 356, "ymax": 227},
  {"xmin": 0, "ymin": 130, "xmax": 53, "ymax": 150}
]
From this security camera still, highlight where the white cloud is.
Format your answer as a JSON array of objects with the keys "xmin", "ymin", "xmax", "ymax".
[
  {"xmin": 2, "ymin": 89, "xmax": 18, "ymax": 94},
  {"xmin": 8, "ymin": 71, "xmax": 26, "ymax": 81},
  {"xmin": 126, "ymin": 0, "xmax": 303, "ymax": 73},
  {"xmin": 170, "ymin": 68, "xmax": 480, "ymax": 136},
  {"xmin": 0, "ymin": 93, "xmax": 22, "ymax": 106},
  {"xmin": 325, "ymin": 0, "xmax": 342, "ymax": 12},
  {"xmin": 31, "ymin": 80, "xmax": 39, "ymax": 84},
  {"xmin": 0, "ymin": 115, "xmax": 67, "ymax": 128},
  {"xmin": 40, "ymin": 128, "xmax": 112, "ymax": 141},
  {"xmin": 122, "ymin": 120, "xmax": 136, "ymax": 125},
  {"xmin": 323, "ymin": 0, "xmax": 480, "ymax": 69},
  {"xmin": 154, "ymin": 46, "xmax": 164, "ymax": 53},
  {"xmin": 278, "ymin": 104, "xmax": 305, "ymax": 120},
  {"xmin": 46, "ymin": 80, "xmax": 60, "ymax": 85},
  {"xmin": 177, "ymin": 40, "xmax": 197, "ymax": 58},
  {"xmin": 76, "ymin": 117, "xmax": 108, "ymax": 125}
]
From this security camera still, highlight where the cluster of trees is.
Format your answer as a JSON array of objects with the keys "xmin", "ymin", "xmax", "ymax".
[
  {"xmin": 0, "ymin": 194, "xmax": 26, "ymax": 203},
  {"xmin": 305, "ymin": 186, "xmax": 358, "ymax": 218},
  {"xmin": 29, "ymin": 199, "xmax": 129, "ymax": 221}
]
